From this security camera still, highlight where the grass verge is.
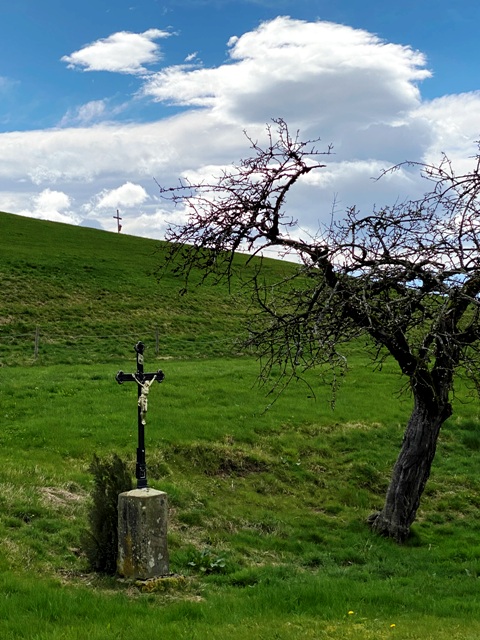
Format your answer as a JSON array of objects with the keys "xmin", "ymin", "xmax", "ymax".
[{"xmin": 0, "ymin": 357, "xmax": 479, "ymax": 638}]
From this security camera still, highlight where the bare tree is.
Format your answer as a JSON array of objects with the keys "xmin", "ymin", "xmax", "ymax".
[{"xmin": 160, "ymin": 119, "xmax": 480, "ymax": 542}]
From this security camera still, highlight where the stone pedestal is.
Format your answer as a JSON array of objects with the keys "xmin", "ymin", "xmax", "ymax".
[{"xmin": 117, "ymin": 488, "xmax": 169, "ymax": 579}]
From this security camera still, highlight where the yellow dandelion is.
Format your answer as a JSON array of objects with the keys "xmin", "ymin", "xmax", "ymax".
[
  {"xmin": 348, "ymin": 611, "xmax": 354, "ymax": 615},
  {"xmin": 390, "ymin": 623, "xmax": 396, "ymax": 628}
]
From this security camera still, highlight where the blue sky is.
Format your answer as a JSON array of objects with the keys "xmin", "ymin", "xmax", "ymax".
[{"xmin": 1, "ymin": 0, "xmax": 479, "ymax": 240}]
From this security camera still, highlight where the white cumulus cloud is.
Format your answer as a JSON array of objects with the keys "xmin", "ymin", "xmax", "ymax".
[
  {"xmin": 413, "ymin": 92, "xmax": 480, "ymax": 168},
  {"xmin": 17, "ymin": 189, "xmax": 80, "ymax": 225},
  {"xmin": 95, "ymin": 182, "xmax": 149, "ymax": 209},
  {"xmin": 61, "ymin": 29, "xmax": 171, "ymax": 75},
  {"xmin": 1, "ymin": 17, "xmax": 480, "ymax": 242},
  {"xmin": 143, "ymin": 17, "xmax": 430, "ymax": 131}
]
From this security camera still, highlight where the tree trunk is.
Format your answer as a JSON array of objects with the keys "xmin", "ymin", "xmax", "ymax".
[{"xmin": 368, "ymin": 391, "xmax": 452, "ymax": 543}]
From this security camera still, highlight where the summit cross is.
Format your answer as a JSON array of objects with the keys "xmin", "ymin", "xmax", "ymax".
[{"xmin": 113, "ymin": 209, "xmax": 122, "ymax": 233}]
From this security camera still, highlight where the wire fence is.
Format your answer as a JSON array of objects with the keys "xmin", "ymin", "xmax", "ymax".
[{"xmin": 0, "ymin": 326, "xmax": 246, "ymax": 366}]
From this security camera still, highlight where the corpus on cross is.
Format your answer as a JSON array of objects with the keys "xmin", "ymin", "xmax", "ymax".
[{"xmin": 115, "ymin": 341, "xmax": 164, "ymax": 488}]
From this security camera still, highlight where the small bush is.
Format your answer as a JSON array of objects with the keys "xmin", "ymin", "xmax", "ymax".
[{"xmin": 82, "ymin": 453, "xmax": 132, "ymax": 575}]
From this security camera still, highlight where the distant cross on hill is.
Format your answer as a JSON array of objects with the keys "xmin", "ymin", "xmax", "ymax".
[{"xmin": 113, "ymin": 210, "xmax": 122, "ymax": 233}]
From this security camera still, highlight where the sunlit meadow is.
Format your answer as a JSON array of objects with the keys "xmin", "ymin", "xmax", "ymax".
[{"xmin": 1, "ymin": 211, "xmax": 480, "ymax": 639}]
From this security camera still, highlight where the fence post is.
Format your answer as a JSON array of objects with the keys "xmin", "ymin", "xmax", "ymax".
[{"xmin": 34, "ymin": 326, "xmax": 40, "ymax": 360}]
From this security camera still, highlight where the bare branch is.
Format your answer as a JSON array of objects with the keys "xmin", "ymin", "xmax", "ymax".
[{"xmin": 157, "ymin": 120, "xmax": 480, "ymax": 541}]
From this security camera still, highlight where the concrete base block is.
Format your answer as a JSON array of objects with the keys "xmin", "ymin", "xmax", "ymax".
[{"xmin": 117, "ymin": 488, "xmax": 169, "ymax": 579}]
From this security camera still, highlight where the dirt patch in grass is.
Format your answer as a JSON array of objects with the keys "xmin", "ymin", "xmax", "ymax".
[{"xmin": 39, "ymin": 487, "xmax": 86, "ymax": 508}]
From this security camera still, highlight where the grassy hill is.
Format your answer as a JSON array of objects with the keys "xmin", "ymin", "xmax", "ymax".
[
  {"xmin": 0, "ymin": 210, "xmax": 290, "ymax": 365},
  {"xmin": 1, "ymin": 211, "xmax": 480, "ymax": 639}
]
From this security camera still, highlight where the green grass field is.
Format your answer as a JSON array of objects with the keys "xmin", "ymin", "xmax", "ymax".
[
  {"xmin": 1, "ymin": 211, "xmax": 480, "ymax": 639},
  {"xmin": 0, "ymin": 210, "xmax": 290, "ymax": 366}
]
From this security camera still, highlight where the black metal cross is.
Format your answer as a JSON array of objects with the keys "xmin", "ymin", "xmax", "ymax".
[{"xmin": 115, "ymin": 341, "xmax": 165, "ymax": 488}]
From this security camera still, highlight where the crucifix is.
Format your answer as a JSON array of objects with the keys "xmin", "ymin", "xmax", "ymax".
[
  {"xmin": 113, "ymin": 209, "xmax": 122, "ymax": 233},
  {"xmin": 115, "ymin": 341, "xmax": 165, "ymax": 488}
]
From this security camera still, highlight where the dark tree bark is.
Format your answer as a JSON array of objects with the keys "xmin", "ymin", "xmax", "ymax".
[
  {"xmin": 158, "ymin": 119, "xmax": 480, "ymax": 542},
  {"xmin": 369, "ymin": 390, "xmax": 452, "ymax": 542}
]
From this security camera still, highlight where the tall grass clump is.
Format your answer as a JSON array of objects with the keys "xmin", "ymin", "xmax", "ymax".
[{"xmin": 82, "ymin": 454, "xmax": 132, "ymax": 574}]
